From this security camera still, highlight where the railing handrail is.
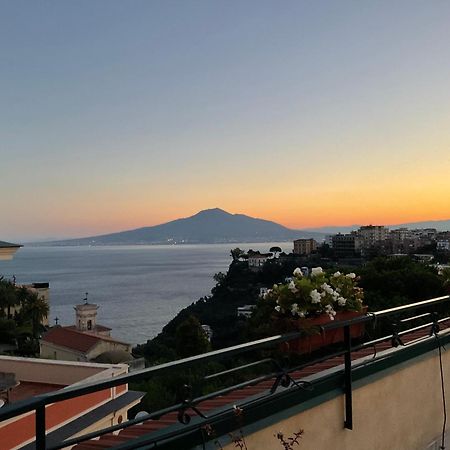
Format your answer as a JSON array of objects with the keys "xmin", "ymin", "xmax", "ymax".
[
  {"xmin": 0, "ymin": 332, "xmax": 303, "ymax": 421},
  {"xmin": 320, "ymin": 295, "xmax": 450, "ymax": 331},
  {"xmin": 0, "ymin": 294, "xmax": 448, "ymax": 423}
]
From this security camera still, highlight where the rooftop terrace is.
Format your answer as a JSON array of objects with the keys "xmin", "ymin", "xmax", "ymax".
[{"xmin": 1, "ymin": 296, "xmax": 450, "ymax": 450}]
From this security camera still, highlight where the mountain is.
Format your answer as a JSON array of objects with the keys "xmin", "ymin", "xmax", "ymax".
[
  {"xmin": 388, "ymin": 219, "xmax": 450, "ymax": 231},
  {"xmin": 42, "ymin": 208, "xmax": 325, "ymax": 246}
]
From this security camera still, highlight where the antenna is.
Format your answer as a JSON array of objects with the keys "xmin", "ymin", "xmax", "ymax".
[{"xmin": 83, "ymin": 292, "xmax": 88, "ymax": 304}]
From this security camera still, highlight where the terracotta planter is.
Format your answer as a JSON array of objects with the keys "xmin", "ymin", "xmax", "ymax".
[{"xmin": 280, "ymin": 308, "xmax": 367, "ymax": 354}]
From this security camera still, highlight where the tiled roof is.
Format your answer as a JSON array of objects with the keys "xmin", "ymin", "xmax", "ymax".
[
  {"xmin": 66, "ymin": 324, "xmax": 112, "ymax": 333},
  {"xmin": 72, "ymin": 322, "xmax": 450, "ymax": 449},
  {"xmin": 8, "ymin": 381, "xmax": 66, "ymax": 403},
  {"xmin": 42, "ymin": 326, "xmax": 129, "ymax": 353},
  {"xmin": 41, "ymin": 327, "xmax": 103, "ymax": 353}
]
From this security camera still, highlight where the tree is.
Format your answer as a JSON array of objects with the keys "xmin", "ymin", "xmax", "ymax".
[
  {"xmin": 358, "ymin": 257, "xmax": 444, "ymax": 310},
  {"xmin": 175, "ymin": 315, "xmax": 211, "ymax": 358},
  {"xmin": 230, "ymin": 248, "xmax": 245, "ymax": 261},
  {"xmin": 269, "ymin": 247, "xmax": 282, "ymax": 258},
  {"xmin": 0, "ymin": 279, "xmax": 19, "ymax": 319},
  {"xmin": 19, "ymin": 292, "xmax": 49, "ymax": 339}
]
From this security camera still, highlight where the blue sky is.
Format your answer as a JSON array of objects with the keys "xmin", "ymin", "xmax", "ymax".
[{"xmin": 1, "ymin": 1, "xmax": 450, "ymax": 241}]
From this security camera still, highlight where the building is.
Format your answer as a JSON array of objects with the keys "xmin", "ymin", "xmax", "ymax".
[
  {"xmin": 324, "ymin": 235, "xmax": 334, "ymax": 248},
  {"xmin": 357, "ymin": 225, "xmax": 389, "ymax": 244},
  {"xmin": 293, "ymin": 239, "xmax": 317, "ymax": 255},
  {"xmin": 72, "ymin": 301, "xmax": 111, "ymax": 335},
  {"xmin": 390, "ymin": 228, "xmax": 411, "ymax": 242},
  {"xmin": 437, "ymin": 240, "xmax": 450, "ymax": 251},
  {"xmin": 331, "ymin": 233, "xmax": 361, "ymax": 258},
  {"xmin": 0, "ymin": 241, "xmax": 21, "ymax": 260},
  {"xmin": 237, "ymin": 304, "xmax": 256, "ymax": 318},
  {"xmin": 0, "ymin": 356, "xmax": 143, "ymax": 450},
  {"xmin": 248, "ymin": 253, "xmax": 271, "ymax": 270},
  {"xmin": 40, "ymin": 301, "xmax": 132, "ymax": 362},
  {"xmin": 201, "ymin": 324, "xmax": 213, "ymax": 342}
]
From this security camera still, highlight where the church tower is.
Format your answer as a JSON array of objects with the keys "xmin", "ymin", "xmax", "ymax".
[{"xmin": 74, "ymin": 293, "xmax": 98, "ymax": 332}]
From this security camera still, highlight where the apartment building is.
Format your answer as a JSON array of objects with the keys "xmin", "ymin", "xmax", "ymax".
[{"xmin": 293, "ymin": 238, "xmax": 317, "ymax": 255}]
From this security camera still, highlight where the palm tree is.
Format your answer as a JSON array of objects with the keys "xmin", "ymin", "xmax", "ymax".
[
  {"xmin": 19, "ymin": 292, "xmax": 49, "ymax": 339},
  {"xmin": 0, "ymin": 278, "xmax": 19, "ymax": 319}
]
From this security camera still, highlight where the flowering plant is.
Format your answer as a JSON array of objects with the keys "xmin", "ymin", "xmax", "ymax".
[{"xmin": 262, "ymin": 267, "xmax": 364, "ymax": 321}]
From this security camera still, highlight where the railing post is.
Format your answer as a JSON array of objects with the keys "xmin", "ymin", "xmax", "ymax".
[
  {"xmin": 344, "ymin": 325, "xmax": 353, "ymax": 430},
  {"xmin": 430, "ymin": 311, "xmax": 440, "ymax": 336},
  {"xmin": 36, "ymin": 404, "xmax": 46, "ymax": 450}
]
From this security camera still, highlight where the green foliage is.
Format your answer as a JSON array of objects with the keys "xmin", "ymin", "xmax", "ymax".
[
  {"xmin": 230, "ymin": 248, "xmax": 245, "ymax": 261},
  {"xmin": 357, "ymin": 257, "xmax": 444, "ymax": 310},
  {"xmin": 0, "ymin": 279, "xmax": 18, "ymax": 318},
  {"xmin": 133, "ymin": 253, "xmax": 450, "ymax": 422},
  {"xmin": 130, "ymin": 378, "xmax": 177, "ymax": 413},
  {"xmin": 175, "ymin": 315, "xmax": 211, "ymax": 358},
  {"xmin": 0, "ymin": 318, "xmax": 17, "ymax": 345},
  {"xmin": 0, "ymin": 278, "xmax": 49, "ymax": 354}
]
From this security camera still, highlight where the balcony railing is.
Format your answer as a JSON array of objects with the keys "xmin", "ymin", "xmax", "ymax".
[{"xmin": 1, "ymin": 295, "xmax": 450, "ymax": 450}]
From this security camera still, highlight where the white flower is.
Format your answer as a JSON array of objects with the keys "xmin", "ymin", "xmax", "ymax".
[
  {"xmin": 298, "ymin": 310, "xmax": 306, "ymax": 318},
  {"xmin": 310, "ymin": 289, "xmax": 322, "ymax": 304},
  {"xmin": 293, "ymin": 267, "xmax": 303, "ymax": 277},
  {"xmin": 321, "ymin": 283, "xmax": 334, "ymax": 295},
  {"xmin": 275, "ymin": 305, "xmax": 281, "ymax": 312},
  {"xmin": 291, "ymin": 303, "xmax": 299, "ymax": 315},
  {"xmin": 311, "ymin": 267, "xmax": 323, "ymax": 277},
  {"xmin": 325, "ymin": 304, "xmax": 337, "ymax": 320},
  {"xmin": 273, "ymin": 284, "xmax": 278, "ymax": 289},
  {"xmin": 346, "ymin": 273, "xmax": 356, "ymax": 279},
  {"xmin": 288, "ymin": 281, "xmax": 298, "ymax": 293},
  {"xmin": 338, "ymin": 297, "xmax": 347, "ymax": 306},
  {"xmin": 333, "ymin": 271, "xmax": 341, "ymax": 277}
]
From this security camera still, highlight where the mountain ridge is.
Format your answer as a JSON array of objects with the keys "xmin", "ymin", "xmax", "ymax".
[
  {"xmin": 40, "ymin": 208, "xmax": 323, "ymax": 246},
  {"xmin": 305, "ymin": 218, "xmax": 450, "ymax": 234},
  {"xmin": 31, "ymin": 209, "xmax": 450, "ymax": 246}
]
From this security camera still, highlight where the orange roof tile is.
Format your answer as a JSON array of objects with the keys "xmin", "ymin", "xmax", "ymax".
[{"xmin": 41, "ymin": 327, "xmax": 102, "ymax": 353}]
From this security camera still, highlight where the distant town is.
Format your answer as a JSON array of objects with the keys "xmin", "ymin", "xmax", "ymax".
[{"xmin": 242, "ymin": 225, "xmax": 450, "ymax": 270}]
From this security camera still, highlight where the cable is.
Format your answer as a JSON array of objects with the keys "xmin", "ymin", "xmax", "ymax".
[{"xmin": 436, "ymin": 334, "xmax": 447, "ymax": 450}]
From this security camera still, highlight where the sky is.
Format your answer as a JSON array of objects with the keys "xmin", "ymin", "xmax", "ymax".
[{"xmin": 1, "ymin": 1, "xmax": 450, "ymax": 241}]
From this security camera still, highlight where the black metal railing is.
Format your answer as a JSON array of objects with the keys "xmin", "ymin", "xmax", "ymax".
[{"xmin": 1, "ymin": 295, "xmax": 449, "ymax": 450}]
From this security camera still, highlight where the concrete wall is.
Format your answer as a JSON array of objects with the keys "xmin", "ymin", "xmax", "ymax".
[
  {"xmin": 40, "ymin": 337, "xmax": 131, "ymax": 362},
  {"xmin": 0, "ymin": 356, "xmax": 110, "ymax": 385},
  {"xmin": 222, "ymin": 346, "xmax": 450, "ymax": 450},
  {"xmin": 0, "ymin": 357, "xmax": 130, "ymax": 450},
  {"xmin": 86, "ymin": 339, "xmax": 131, "ymax": 360},
  {"xmin": 40, "ymin": 340, "xmax": 88, "ymax": 362}
]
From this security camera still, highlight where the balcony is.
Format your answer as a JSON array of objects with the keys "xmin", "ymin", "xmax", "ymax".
[{"xmin": 1, "ymin": 296, "xmax": 450, "ymax": 450}]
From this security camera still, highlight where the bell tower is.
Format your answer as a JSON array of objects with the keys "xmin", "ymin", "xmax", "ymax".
[{"xmin": 74, "ymin": 293, "xmax": 98, "ymax": 332}]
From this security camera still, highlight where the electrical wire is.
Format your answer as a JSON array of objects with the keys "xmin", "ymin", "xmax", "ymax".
[{"xmin": 436, "ymin": 334, "xmax": 447, "ymax": 450}]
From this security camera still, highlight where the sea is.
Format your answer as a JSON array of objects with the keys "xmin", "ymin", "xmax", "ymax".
[{"xmin": 0, "ymin": 243, "xmax": 289, "ymax": 345}]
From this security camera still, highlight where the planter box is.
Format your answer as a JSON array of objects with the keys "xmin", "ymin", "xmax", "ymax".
[{"xmin": 280, "ymin": 308, "xmax": 367, "ymax": 354}]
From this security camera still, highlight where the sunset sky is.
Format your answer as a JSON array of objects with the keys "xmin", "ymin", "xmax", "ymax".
[{"xmin": 1, "ymin": 1, "xmax": 450, "ymax": 241}]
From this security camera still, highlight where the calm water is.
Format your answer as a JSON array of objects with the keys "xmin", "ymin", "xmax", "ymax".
[{"xmin": 0, "ymin": 243, "xmax": 289, "ymax": 344}]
